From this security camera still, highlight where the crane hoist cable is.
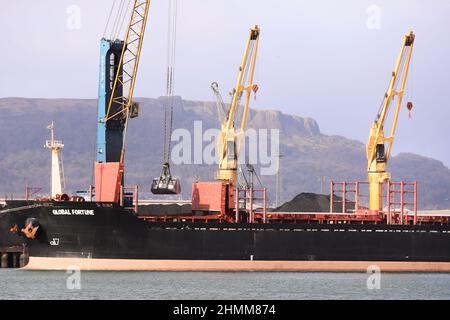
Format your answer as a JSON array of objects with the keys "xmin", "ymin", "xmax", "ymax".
[
  {"xmin": 103, "ymin": 0, "xmax": 117, "ymax": 38},
  {"xmin": 211, "ymin": 82, "xmax": 227, "ymax": 123},
  {"xmin": 110, "ymin": 0, "xmax": 125, "ymax": 39},
  {"xmin": 406, "ymin": 51, "xmax": 415, "ymax": 118},
  {"xmin": 118, "ymin": 1, "xmax": 133, "ymax": 39},
  {"xmin": 151, "ymin": 0, "xmax": 181, "ymax": 195},
  {"xmin": 163, "ymin": 0, "xmax": 178, "ymax": 164},
  {"xmin": 103, "ymin": 0, "xmax": 133, "ymax": 41}
]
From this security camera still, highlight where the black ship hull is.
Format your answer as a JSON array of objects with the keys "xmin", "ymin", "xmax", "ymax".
[{"xmin": 1, "ymin": 200, "xmax": 450, "ymax": 271}]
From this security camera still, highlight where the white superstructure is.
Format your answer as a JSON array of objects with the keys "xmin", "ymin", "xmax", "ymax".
[{"xmin": 44, "ymin": 122, "xmax": 65, "ymax": 198}]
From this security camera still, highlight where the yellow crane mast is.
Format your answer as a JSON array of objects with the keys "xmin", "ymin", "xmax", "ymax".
[
  {"xmin": 366, "ymin": 31, "xmax": 415, "ymax": 212},
  {"xmin": 215, "ymin": 25, "xmax": 260, "ymax": 183}
]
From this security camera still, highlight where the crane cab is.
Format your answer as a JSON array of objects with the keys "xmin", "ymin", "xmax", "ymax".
[{"xmin": 376, "ymin": 144, "xmax": 386, "ymax": 163}]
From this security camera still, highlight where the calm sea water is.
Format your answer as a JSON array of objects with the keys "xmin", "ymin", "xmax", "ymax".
[{"xmin": 0, "ymin": 270, "xmax": 449, "ymax": 300}]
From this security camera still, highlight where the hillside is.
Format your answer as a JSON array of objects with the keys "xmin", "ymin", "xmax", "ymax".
[{"xmin": 0, "ymin": 97, "xmax": 449, "ymax": 209}]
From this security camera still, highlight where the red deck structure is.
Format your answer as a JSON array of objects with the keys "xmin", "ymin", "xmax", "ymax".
[
  {"xmin": 23, "ymin": 178, "xmax": 447, "ymax": 226},
  {"xmin": 136, "ymin": 179, "xmax": 449, "ymax": 226}
]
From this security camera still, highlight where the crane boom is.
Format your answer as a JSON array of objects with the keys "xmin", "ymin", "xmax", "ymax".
[
  {"xmin": 215, "ymin": 25, "xmax": 260, "ymax": 183},
  {"xmin": 366, "ymin": 31, "xmax": 415, "ymax": 212}
]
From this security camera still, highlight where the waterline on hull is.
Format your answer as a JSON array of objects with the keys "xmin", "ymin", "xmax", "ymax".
[{"xmin": 22, "ymin": 257, "xmax": 450, "ymax": 272}]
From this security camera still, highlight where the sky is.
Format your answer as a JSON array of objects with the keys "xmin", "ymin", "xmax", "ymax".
[{"xmin": 1, "ymin": 0, "xmax": 450, "ymax": 166}]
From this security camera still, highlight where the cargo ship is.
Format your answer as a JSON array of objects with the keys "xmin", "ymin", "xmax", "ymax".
[
  {"xmin": 1, "ymin": 1, "xmax": 449, "ymax": 271},
  {"xmin": 1, "ymin": 197, "xmax": 450, "ymax": 271}
]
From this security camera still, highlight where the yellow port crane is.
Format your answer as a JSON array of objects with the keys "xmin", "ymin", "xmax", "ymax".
[
  {"xmin": 215, "ymin": 25, "xmax": 260, "ymax": 184},
  {"xmin": 366, "ymin": 31, "xmax": 415, "ymax": 212}
]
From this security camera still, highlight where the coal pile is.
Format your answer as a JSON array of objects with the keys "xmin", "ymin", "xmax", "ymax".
[
  {"xmin": 272, "ymin": 193, "xmax": 354, "ymax": 213},
  {"xmin": 137, "ymin": 203, "xmax": 192, "ymax": 216}
]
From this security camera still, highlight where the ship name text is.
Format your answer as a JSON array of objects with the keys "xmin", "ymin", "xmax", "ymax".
[{"xmin": 52, "ymin": 209, "xmax": 95, "ymax": 216}]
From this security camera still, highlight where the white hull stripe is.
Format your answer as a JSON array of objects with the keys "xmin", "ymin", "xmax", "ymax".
[{"xmin": 22, "ymin": 257, "xmax": 450, "ymax": 272}]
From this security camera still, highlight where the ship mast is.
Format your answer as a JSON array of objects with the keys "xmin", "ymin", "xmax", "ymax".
[{"xmin": 45, "ymin": 121, "xmax": 65, "ymax": 198}]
